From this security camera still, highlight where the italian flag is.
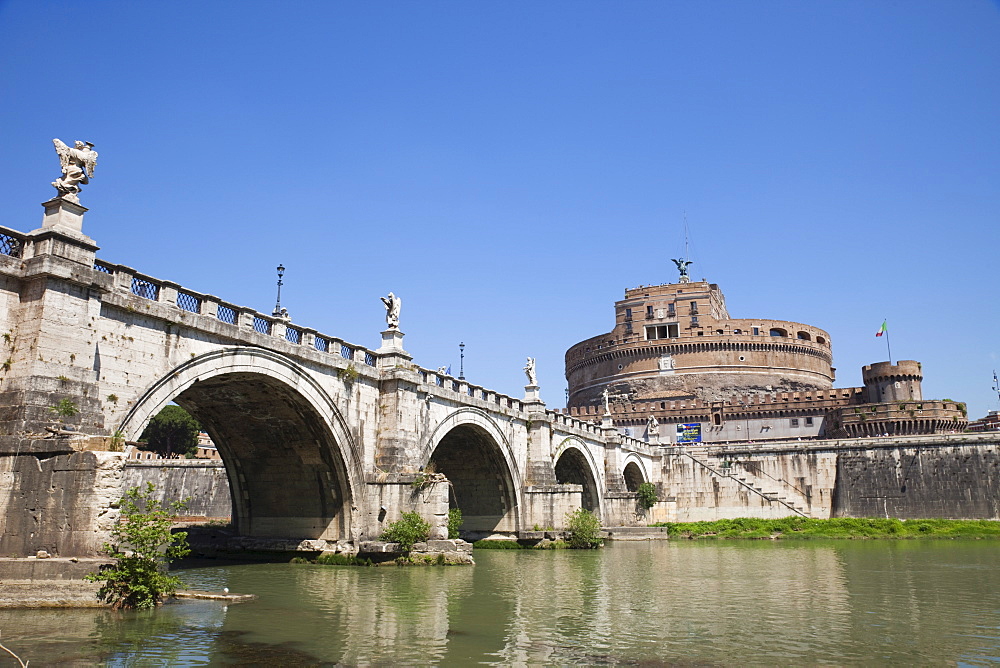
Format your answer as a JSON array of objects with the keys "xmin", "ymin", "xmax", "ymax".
[{"xmin": 875, "ymin": 321, "xmax": 887, "ymax": 337}]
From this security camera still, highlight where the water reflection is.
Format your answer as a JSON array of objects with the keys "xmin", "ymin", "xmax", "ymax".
[{"xmin": 1, "ymin": 541, "xmax": 998, "ymax": 665}]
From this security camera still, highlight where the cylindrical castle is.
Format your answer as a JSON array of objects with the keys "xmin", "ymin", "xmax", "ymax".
[{"xmin": 565, "ymin": 280, "xmax": 835, "ymax": 410}]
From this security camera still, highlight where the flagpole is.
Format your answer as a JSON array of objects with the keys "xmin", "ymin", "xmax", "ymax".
[{"xmin": 884, "ymin": 317, "xmax": 892, "ymax": 365}]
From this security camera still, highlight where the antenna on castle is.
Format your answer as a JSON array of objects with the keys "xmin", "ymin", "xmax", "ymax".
[{"xmin": 683, "ymin": 211, "xmax": 690, "ymax": 262}]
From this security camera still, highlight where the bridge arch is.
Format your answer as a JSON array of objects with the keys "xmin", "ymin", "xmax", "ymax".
[
  {"xmin": 119, "ymin": 347, "xmax": 365, "ymax": 541},
  {"xmin": 554, "ymin": 437, "xmax": 604, "ymax": 519},
  {"xmin": 622, "ymin": 455, "xmax": 648, "ymax": 492},
  {"xmin": 421, "ymin": 408, "xmax": 522, "ymax": 534}
]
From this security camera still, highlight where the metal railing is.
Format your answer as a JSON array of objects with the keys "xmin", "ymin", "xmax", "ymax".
[
  {"xmin": 285, "ymin": 326, "xmax": 301, "ymax": 344},
  {"xmin": 177, "ymin": 291, "xmax": 201, "ymax": 314},
  {"xmin": 252, "ymin": 316, "xmax": 271, "ymax": 335},
  {"xmin": 217, "ymin": 305, "xmax": 237, "ymax": 325},
  {"xmin": 314, "ymin": 336, "xmax": 329, "ymax": 353},
  {"xmin": 0, "ymin": 232, "xmax": 22, "ymax": 258},
  {"xmin": 131, "ymin": 277, "xmax": 159, "ymax": 301},
  {"xmin": 364, "ymin": 351, "xmax": 376, "ymax": 366},
  {"xmin": 341, "ymin": 344, "xmax": 353, "ymax": 360}
]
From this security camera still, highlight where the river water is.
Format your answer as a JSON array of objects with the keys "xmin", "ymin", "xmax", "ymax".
[{"xmin": 3, "ymin": 540, "xmax": 999, "ymax": 666}]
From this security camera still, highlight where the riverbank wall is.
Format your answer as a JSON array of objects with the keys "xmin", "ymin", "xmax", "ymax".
[
  {"xmin": 661, "ymin": 433, "xmax": 1000, "ymax": 521},
  {"xmin": 122, "ymin": 459, "xmax": 232, "ymax": 520}
]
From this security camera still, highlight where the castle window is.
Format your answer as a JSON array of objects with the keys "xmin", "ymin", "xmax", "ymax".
[
  {"xmin": 797, "ymin": 331, "xmax": 811, "ymax": 341},
  {"xmin": 645, "ymin": 325, "xmax": 674, "ymax": 340},
  {"xmin": 733, "ymin": 329, "xmax": 742, "ymax": 334},
  {"xmin": 668, "ymin": 324, "xmax": 679, "ymax": 338},
  {"xmin": 691, "ymin": 316, "xmax": 699, "ymax": 326},
  {"xmin": 625, "ymin": 308, "xmax": 632, "ymax": 321},
  {"xmin": 816, "ymin": 336, "xmax": 826, "ymax": 344},
  {"xmin": 753, "ymin": 327, "xmax": 760, "ymax": 336},
  {"xmin": 667, "ymin": 303, "xmax": 675, "ymax": 315},
  {"xmin": 646, "ymin": 305, "xmax": 654, "ymax": 318},
  {"xmin": 805, "ymin": 417, "xmax": 814, "ymax": 426},
  {"xmin": 790, "ymin": 418, "xmax": 800, "ymax": 428},
  {"xmin": 690, "ymin": 301, "xmax": 698, "ymax": 314},
  {"xmin": 625, "ymin": 322, "xmax": 632, "ymax": 334},
  {"xmin": 770, "ymin": 328, "xmax": 788, "ymax": 337}
]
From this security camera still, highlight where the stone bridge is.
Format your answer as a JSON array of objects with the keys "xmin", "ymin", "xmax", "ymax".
[{"xmin": 0, "ymin": 209, "xmax": 659, "ymax": 555}]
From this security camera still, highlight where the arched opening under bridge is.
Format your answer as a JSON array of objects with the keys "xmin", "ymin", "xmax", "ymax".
[
  {"xmin": 122, "ymin": 352, "xmax": 358, "ymax": 542},
  {"xmin": 554, "ymin": 447, "xmax": 600, "ymax": 515},
  {"xmin": 428, "ymin": 423, "xmax": 518, "ymax": 534},
  {"xmin": 623, "ymin": 461, "xmax": 645, "ymax": 492}
]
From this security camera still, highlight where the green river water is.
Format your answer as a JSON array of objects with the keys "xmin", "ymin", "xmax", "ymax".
[{"xmin": 2, "ymin": 540, "xmax": 999, "ymax": 666}]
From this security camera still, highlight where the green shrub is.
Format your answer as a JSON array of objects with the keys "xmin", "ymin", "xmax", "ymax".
[
  {"xmin": 447, "ymin": 507, "xmax": 463, "ymax": 539},
  {"xmin": 85, "ymin": 483, "xmax": 190, "ymax": 609},
  {"xmin": 315, "ymin": 553, "xmax": 372, "ymax": 566},
  {"xmin": 637, "ymin": 482, "xmax": 658, "ymax": 510},
  {"xmin": 566, "ymin": 508, "xmax": 603, "ymax": 549},
  {"xmin": 472, "ymin": 539, "xmax": 523, "ymax": 549},
  {"xmin": 382, "ymin": 512, "xmax": 431, "ymax": 553}
]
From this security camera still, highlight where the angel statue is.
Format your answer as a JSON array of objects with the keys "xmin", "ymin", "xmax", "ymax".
[
  {"xmin": 523, "ymin": 357, "xmax": 537, "ymax": 385},
  {"xmin": 51, "ymin": 139, "xmax": 98, "ymax": 203},
  {"xmin": 380, "ymin": 292, "xmax": 401, "ymax": 329},
  {"xmin": 671, "ymin": 258, "xmax": 693, "ymax": 283}
]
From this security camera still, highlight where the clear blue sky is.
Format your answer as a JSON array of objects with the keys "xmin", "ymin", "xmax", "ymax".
[{"xmin": 2, "ymin": 1, "xmax": 998, "ymax": 419}]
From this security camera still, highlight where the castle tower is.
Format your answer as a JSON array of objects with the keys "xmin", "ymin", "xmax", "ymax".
[{"xmin": 862, "ymin": 360, "xmax": 923, "ymax": 404}]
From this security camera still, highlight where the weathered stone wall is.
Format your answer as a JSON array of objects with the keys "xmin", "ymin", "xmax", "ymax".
[
  {"xmin": 0, "ymin": 444, "xmax": 123, "ymax": 557},
  {"xmin": 122, "ymin": 459, "xmax": 232, "ymax": 519},
  {"xmin": 659, "ymin": 450, "xmax": 815, "ymax": 522},
  {"xmin": 365, "ymin": 477, "xmax": 450, "ymax": 540},
  {"xmin": 833, "ymin": 442, "xmax": 1000, "ymax": 519},
  {"xmin": 522, "ymin": 485, "xmax": 584, "ymax": 531},
  {"xmin": 658, "ymin": 435, "xmax": 1000, "ymax": 522}
]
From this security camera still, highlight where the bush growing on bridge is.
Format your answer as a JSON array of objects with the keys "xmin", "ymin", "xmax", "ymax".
[
  {"xmin": 447, "ymin": 508, "xmax": 463, "ymax": 539},
  {"xmin": 637, "ymin": 482, "xmax": 658, "ymax": 510},
  {"xmin": 382, "ymin": 512, "xmax": 431, "ymax": 553},
  {"xmin": 86, "ymin": 483, "xmax": 191, "ymax": 609},
  {"xmin": 566, "ymin": 508, "xmax": 603, "ymax": 549}
]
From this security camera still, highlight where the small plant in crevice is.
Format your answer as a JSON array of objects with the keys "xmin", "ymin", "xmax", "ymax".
[
  {"xmin": 337, "ymin": 364, "xmax": 359, "ymax": 384},
  {"xmin": 49, "ymin": 398, "xmax": 79, "ymax": 423}
]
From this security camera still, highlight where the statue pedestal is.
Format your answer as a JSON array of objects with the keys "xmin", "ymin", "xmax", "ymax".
[
  {"xmin": 376, "ymin": 329, "xmax": 412, "ymax": 369},
  {"xmin": 377, "ymin": 328, "xmax": 406, "ymax": 353},
  {"xmin": 26, "ymin": 198, "xmax": 99, "ymax": 266},
  {"xmin": 524, "ymin": 384, "xmax": 541, "ymax": 402},
  {"xmin": 39, "ymin": 197, "xmax": 89, "ymax": 237},
  {"xmin": 601, "ymin": 413, "xmax": 614, "ymax": 429}
]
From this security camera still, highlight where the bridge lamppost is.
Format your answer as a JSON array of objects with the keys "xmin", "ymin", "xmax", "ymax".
[
  {"xmin": 272, "ymin": 264, "xmax": 285, "ymax": 317},
  {"xmin": 459, "ymin": 342, "xmax": 465, "ymax": 380}
]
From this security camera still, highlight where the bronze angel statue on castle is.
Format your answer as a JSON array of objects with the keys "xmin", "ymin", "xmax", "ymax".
[{"xmin": 51, "ymin": 139, "xmax": 98, "ymax": 203}]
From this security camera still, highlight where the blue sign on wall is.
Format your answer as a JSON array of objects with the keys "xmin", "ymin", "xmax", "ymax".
[{"xmin": 676, "ymin": 423, "xmax": 702, "ymax": 443}]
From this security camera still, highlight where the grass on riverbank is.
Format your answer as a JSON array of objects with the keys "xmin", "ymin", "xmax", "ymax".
[
  {"xmin": 652, "ymin": 517, "xmax": 1000, "ymax": 540},
  {"xmin": 472, "ymin": 539, "xmax": 570, "ymax": 550}
]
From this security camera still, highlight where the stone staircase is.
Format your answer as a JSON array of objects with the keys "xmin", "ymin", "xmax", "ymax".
[{"xmin": 682, "ymin": 450, "xmax": 810, "ymax": 518}]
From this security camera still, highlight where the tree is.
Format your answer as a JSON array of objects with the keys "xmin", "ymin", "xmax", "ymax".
[
  {"xmin": 86, "ymin": 483, "xmax": 191, "ymax": 609},
  {"xmin": 139, "ymin": 405, "xmax": 200, "ymax": 458}
]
